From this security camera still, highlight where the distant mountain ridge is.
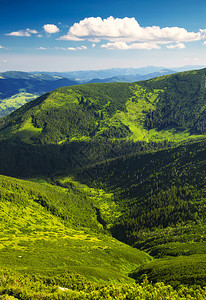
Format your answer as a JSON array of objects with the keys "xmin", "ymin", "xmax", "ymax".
[
  {"xmin": 0, "ymin": 71, "xmax": 62, "ymax": 80},
  {"xmin": 0, "ymin": 71, "xmax": 78, "ymax": 99},
  {"xmin": 0, "ymin": 71, "xmax": 78, "ymax": 117},
  {"xmin": 31, "ymin": 65, "xmax": 206, "ymax": 81},
  {"xmin": 88, "ymin": 69, "xmax": 177, "ymax": 83}
]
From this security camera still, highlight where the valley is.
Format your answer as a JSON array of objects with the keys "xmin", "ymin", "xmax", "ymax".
[{"xmin": 0, "ymin": 68, "xmax": 206, "ymax": 298}]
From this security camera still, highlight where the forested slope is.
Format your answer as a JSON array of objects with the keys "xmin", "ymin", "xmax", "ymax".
[
  {"xmin": 73, "ymin": 139, "xmax": 206, "ymax": 286},
  {"xmin": 0, "ymin": 68, "xmax": 206, "ymax": 297}
]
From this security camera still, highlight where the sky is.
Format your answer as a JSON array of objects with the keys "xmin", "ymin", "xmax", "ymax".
[{"xmin": 0, "ymin": 0, "xmax": 206, "ymax": 71}]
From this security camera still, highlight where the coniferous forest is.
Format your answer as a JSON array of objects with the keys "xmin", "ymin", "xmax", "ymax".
[{"xmin": 0, "ymin": 69, "xmax": 206, "ymax": 299}]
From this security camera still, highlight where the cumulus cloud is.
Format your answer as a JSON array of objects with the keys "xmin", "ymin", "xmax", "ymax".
[
  {"xmin": 55, "ymin": 46, "xmax": 87, "ymax": 51},
  {"xmin": 29, "ymin": 29, "xmax": 38, "ymax": 34},
  {"xmin": 58, "ymin": 16, "xmax": 205, "ymax": 50},
  {"xmin": 101, "ymin": 41, "xmax": 160, "ymax": 50},
  {"xmin": 0, "ymin": 45, "xmax": 5, "ymax": 49},
  {"xmin": 68, "ymin": 45, "xmax": 87, "ymax": 51},
  {"xmin": 68, "ymin": 47, "xmax": 78, "ymax": 51},
  {"xmin": 43, "ymin": 24, "xmax": 59, "ymax": 34},
  {"xmin": 58, "ymin": 35, "xmax": 83, "ymax": 41},
  {"xmin": 5, "ymin": 28, "xmax": 38, "ymax": 37},
  {"xmin": 166, "ymin": 43, "xmax": 186, "ymax": 49}
]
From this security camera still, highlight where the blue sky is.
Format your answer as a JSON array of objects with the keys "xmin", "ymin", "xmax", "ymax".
[{"xmin": 0, "ymin": 0, "xmax": 206, "ymax": 71}]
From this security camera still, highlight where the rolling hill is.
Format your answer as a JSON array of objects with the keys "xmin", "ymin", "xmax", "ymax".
[
  {"xmin": 2, "ymin": 68, "xmax": 206, "ymax": 146},
  {"xmin": 0, "ymin": 71, "xmax": 78, "ymax": 118},
  {"xmin": 0, "ymin": 68, "xmax": 206, "ymax": 298}
]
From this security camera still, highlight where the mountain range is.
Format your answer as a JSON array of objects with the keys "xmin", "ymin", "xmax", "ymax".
[
  {"xmin": 31, "ymin": 64, "xmax": 206, "ymax": 80},
  {"xmin": 0, "ymin": 68, "xmax": 206, "ymax": 298},
  {"xmin": 0, "ymin": 71, "xmax": 78, "ymax": 118},
  {"xmin": 0, "ymin": 65, "xmax": 205, "ymax": 118}
]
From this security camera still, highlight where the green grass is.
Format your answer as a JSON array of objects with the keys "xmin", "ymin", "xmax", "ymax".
[
  {"xmin": 0, "ymin": 92, "xmax": 38, "ymax": 118},
  {"xmin": 133, "ymin": 224, "xmax": 206, "ymax": 258},
  {"xmin": 131, "ymin": 254, "xmax": 206, "ymax": 287},
  {"xmin": 14, "ymin": 117, "xmax": 42, "ymax": 143},
  {"xmin": 1, "ymin": 268, "xmax": 206, "ymax": 299},
  {"xmin": 1, "ymin": 70, "xmax": 206, "ymax": 295},
  {"xmin": 0, "ymin": 175, "xmax": 151, "ymax": 283},
  {"xmin": 55, "ymin": 176, "xmax": 122, "ymax": 228},
  {"xmin": 2, "ymin": 76, "xmax": 206, "ymax": 145}
]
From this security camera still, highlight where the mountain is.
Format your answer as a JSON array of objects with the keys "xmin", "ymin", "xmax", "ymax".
[
  {"xmin": 0, "ymin": 68, "xmax": 206, "ymax": 297},
  {"xmin": 31, "ymin": 65, "xmax": 205, "ymax": 81},
  {"xmin": 88, "ymin": 69, "xmax": 176, "ymax": 83},
  {"xmin": 87, "ymin": 74, "xmax": 142, "ymax": 83},
  {"xmin": 0, "ymin": 67, "xmax": 198, "ymax": 119},
  {"xmin": 173, "ymin": 65, "xmax": 206, "ymax": 72},
  {"xmin": 32, "ymin": 67, "xmax": 165, "ymax": 81},
  {"xmin": 1, "ymin": 68, "xmax": 206, "ymax": 148},
  {"xmin": 140, "ymin": 68, "xmax": 177, "ymax": 80},
  {"xmin": 0, "ymin": 71, "xmax": 78, "ymax": 118},
  {"xmin": 0, "ymin": 71, "xmax": 62, "ymax": 80}
]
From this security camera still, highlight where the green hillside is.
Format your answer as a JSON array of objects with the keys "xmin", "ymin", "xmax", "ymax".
[
  {"xmin": 1, "ymin": 174, "xmax": 206, "ymax": 299},
  {"xmin": 2, "ymin": 69, "xmax": 206, "ymax": 146},
  {"xmin": 1, "ymin": 68, "xmax": 206, "ymax": 297},
  {"xmin": 1, "ymin": 68, "xmax": 206, "ymax": 177},
  {"xmin": 0, "ymin": 71, "xmax": 78, "ymax": 117},
  {"xmin": 74, "ymin": 139, "xmax": 206, "ymax": 286},
  {"xmin": 0, "ymin": 92, "xmax": 38, "ymax": 118},
  {"xmin": 0, "ymin": 175, "xmax": 151, "ymax": 282}
]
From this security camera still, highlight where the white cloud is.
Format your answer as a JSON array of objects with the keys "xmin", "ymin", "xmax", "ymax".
[
  {"xmin": 101, "ymin": 41, "xmax": 160, "ymax": 50},
  {"xmin": 58, "ymin": 35, "xmax": 83, "ymax": 41},
  {"xmin": 166, "ymin": 43, "xmax": 186, "ymax": 49},
  {"xmin": 194, "ymin": 57, "xmax": 199, "ymax": 61},
  {"xmin": 43, "ymin": 24, "xmax": 59, "ymax": 34},
  {"xmin": 7, "ymin": 31, "xmax": 30, "ymax": 37},
  {"xmin": 38, "ymin": 47, "xmax": 47, "ymax": 50},
  {"xmin": 59, "ymin": 16, "xmax": 205, "ymax": 49},
  {"xmin": 0, "ymin": 45, "xmax": 5, "ymax": 49},
  {"xmin": 28, "ymin": 29, "xmax": 38, "ymax": 34},
  {"xmin": 68, "ymin": 45, "xmax": 87, "ymax": 51},
  {"xmin": 55, "ymin": 47, "xmax": 67, "ymax": 50},
  {"xmin": 92, "ymin": 43, "xmax": 96, "ymax": 48},
  {"xmin": 55, "ymin": 46, "xmax": 87, "ymax": 51},
  {"xmin": 68, "ymin": 47, "xmax": 77, "ymax": 51},
  {"xmin": 200, "ymin": 29, "xmax": 206, "ymax": 35},
  {"xmin": 5, "ymin": 28, "xmax": 38, "ymax": 37},
  {"xmin": 3, "ymin": 60, "xmax": 8, "ymax": 63}
]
